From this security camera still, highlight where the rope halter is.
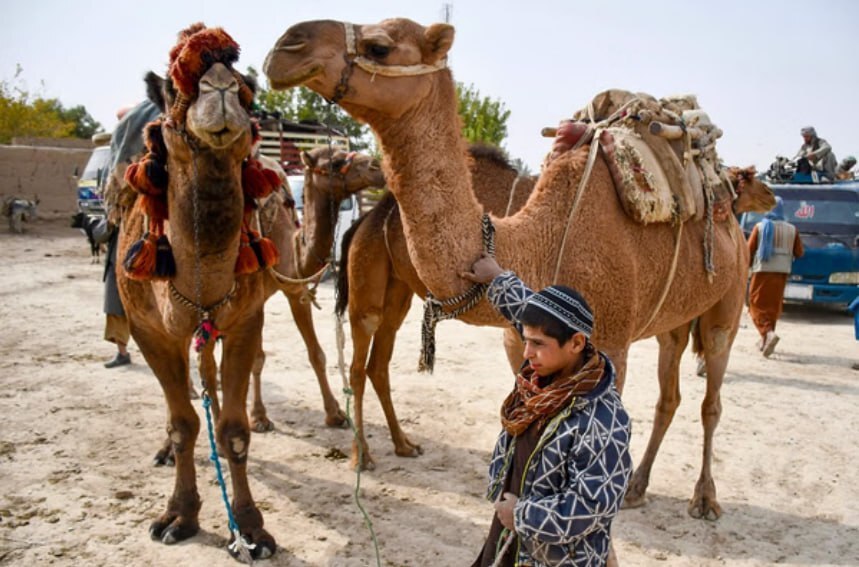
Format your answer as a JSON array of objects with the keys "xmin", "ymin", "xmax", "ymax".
[
  {"xmin": 330, "ymin": 22, "xmax": 448, "ymax": 104},
  {"xmin": 418, "ymin": 214, "xmax": 496, "ymax": 373}
]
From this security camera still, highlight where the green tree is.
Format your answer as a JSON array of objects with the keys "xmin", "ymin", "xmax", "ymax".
[
  {"xmin": 0, "ymin": 66, "xmax": 102, "ymax": 144},
  {"xmin": 456, "ymin": 82, "xmax": 510, "ymax": 146}
]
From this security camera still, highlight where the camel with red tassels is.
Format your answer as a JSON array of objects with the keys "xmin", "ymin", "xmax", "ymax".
[{"xmin": 117, "ymin": 23, "xmax": 279, "ymax": 558}]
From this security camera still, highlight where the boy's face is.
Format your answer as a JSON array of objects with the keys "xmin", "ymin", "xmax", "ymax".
[{"xmin": 522, "ymin": 324, "xmax": 587, "ymax": 377}]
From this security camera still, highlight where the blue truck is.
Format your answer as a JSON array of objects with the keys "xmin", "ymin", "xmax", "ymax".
[{"xmin": 739, "ymin": 180, "xmax": 859, "ymax": 309}]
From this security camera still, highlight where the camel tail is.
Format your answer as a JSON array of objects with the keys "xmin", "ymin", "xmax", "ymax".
[
  {"xmin": 334, "ymin": 212, "xmax": 368, "ymax": 318},
  {"xmin": 690, "ymin": 317, "xmax": 704, "ymax": 356}
]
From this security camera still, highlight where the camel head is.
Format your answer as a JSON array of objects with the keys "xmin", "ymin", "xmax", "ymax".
[
  {"xmin": 728, "ymin": 166, "xmax": 776, "ymax": 214},
  {"xmin": 300, "ymin": 147, "xmax": 385, "ymax": 200},
  {"xmin": 263, "ymin": 19, "xmax": 454, "ymax": 120},
  {"xmin": 145, "ymin": 24, "xmax": 256, "ymax": 157}
]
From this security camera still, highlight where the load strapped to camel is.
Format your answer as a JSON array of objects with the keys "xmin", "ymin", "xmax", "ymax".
[{"xmin": 544, "ymin": 89, "xmax": 734, "ymax": 226}]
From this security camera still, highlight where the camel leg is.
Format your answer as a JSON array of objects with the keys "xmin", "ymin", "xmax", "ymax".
[
  {"xmin": 248, "ymin": 346, "xmax": 274, "ymax": 432},
  {"xmin": 366, "ymin": 282, "xmax": 420, "ymax": 459},
  {"xmin": 153, "ymin": 339, "xmax": 220, "ymax": 467},
  {"xmin": 286, "ymin": 292, "xmax": 346, "ymax": 427},
  {"xmin": 133, "ymin": 328, "xmax": 202, "ymax": 544},
  {"xmin": 347, "ymin": 311, "xmax": 378, "ymax": 471},
  {"xmin": 687, "ymin": 308, "xmax": 737, "ymax": 521},
  {"xmin": 624, "ymin": 324, "xmax": 691, "ymax": 509},
  {"xmin": 216, "ymin": 309, "xmax": 276, "ymax": 559},
  {"xmin": 602, "ymin": 346, "xmax": 630, "ymax": 394}
]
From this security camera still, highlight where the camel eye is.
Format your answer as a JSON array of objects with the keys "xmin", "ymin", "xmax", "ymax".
[{"xmin": 367, "ymin": 44, "xmax": 391, "ymax": 59}]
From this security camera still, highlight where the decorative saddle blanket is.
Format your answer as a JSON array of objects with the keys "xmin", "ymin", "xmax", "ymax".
[{"xmin": 547, "ymin": 89, "xmax": 735, "ymax": 225}]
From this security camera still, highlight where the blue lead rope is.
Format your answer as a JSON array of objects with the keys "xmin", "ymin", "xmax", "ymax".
[{"xmin": 202, "ymin": 392, "xmax": 256, "ymax": 564}]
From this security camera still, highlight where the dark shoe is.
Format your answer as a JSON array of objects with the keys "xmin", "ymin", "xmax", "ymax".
[{"xmin": 105, "ymin": 353, "xmax": 131, "ymax": 368}]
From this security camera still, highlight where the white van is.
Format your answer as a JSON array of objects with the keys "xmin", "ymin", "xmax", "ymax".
[{"xmin": 286, "ymin": 174, "xmax": 360, "ymax": 264}]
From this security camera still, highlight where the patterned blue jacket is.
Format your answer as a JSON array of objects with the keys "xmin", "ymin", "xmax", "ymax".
[{"xmin": 485, "ymin": 272, "xmax": 632, "ymax": 566}]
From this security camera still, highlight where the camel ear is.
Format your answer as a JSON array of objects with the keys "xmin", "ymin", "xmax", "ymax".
[
  {"xmin": 424, "ymin": 23, "xmax": 454, "ymax": 64},
  {"xmin": 144, "ymin": 72, "xmax": 167, "ymax": 113},
  {"xmin": 300, "ymin": 150, "xmax": 316, "ymax": 168}
]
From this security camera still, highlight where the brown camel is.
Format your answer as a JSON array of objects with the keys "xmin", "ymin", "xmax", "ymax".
[
  {"xmin": 118, "ymin": 25, "xmax": 277, "ymax": 557},
  {"xmin": 334, "ymin": 144, "xmax": 534, "ymax": 469},
  {"xmin": 265, "ymin": 18, "xmax": 776, "ymax": 520},
  {"xmin": 151, "ymin": 146, "xmax": 384, "ymax": 466}
]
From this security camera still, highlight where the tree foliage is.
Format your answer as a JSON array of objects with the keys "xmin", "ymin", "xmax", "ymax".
[
  {"xmin": 456, "ymin": 82, "xmax": 510, "ymax": 147},
  {"xmin": 0, "ymin": 66, "xmax": 102, "ymax": 144}
]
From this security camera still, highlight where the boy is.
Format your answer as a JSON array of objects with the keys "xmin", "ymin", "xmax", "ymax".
[{"xmin": 461, "ymin": 253, "xmax": 632, "ymax": 567}]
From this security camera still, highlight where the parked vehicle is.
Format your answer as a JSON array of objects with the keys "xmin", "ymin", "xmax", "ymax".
[
  {"xmin": 739, "ymin": 181, "xmax": 859, "ymax": 308},
  {"xmin": 76, "ymin": 144, "xmax": 110, "ymax": 216}
]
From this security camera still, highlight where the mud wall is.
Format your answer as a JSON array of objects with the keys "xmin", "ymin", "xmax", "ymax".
[{"xmin": 0, "ymin": 143, "xmax": 93, "ymax": 218}]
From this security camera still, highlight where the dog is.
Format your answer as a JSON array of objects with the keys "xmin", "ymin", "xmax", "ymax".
[
  {"xmin": 3, "ymin": 196, "xmax": 39, "ymax": 234},
  {"xmin": 70, "ymin": 211, "xmax": 106, "ymax": 263}
]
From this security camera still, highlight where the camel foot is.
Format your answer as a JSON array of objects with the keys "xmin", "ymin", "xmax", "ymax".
[
  {"xmin": 228, "ymin": 528, "xmax": 276, "ymax": 561},
  {"xmin": 350, "ymin": 452, "xmax": 376, "ymax": 472},
  {"xmin": 149, "ymin": 514, "xmax": 199, "ymax": 545},
  {"xmin": 621, "ymin": 490, "xmax": 647, "ymax": 509},
  {"xmin": 394, "ymin": 440, "xmax": 423, "ymax": 458},
  {"xmin": 251, "ymin": 415, "xmax": 275, "ymax": 433},
  {"xmin": 153, "ymin": 445, "xmax": 175, "ymax": 467},
  {"xmin": 325, "ymin": 408, "xmax": 348, "ymax": 428},
  {"xmin": 688, "ymin": 495, "xmax": 722, "ymax": 521},
  {"xmin": 623, "ymin": 472, "xmax": 649, "ymax": 509}
]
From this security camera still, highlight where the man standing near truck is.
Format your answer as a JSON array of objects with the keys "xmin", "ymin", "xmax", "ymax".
[{"xmin": 747, "ymin": 197, "xmax": 804, "ymax": 357}]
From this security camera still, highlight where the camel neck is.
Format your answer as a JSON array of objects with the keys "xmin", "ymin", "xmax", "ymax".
[
  {"xmin": 166, "ymin": 151, "xmax": 244, "ymax": 304},
  {"xmin": 371, "ymin": 78, "xmax": 484, "ymax": 298},
  {"xmin": 297, "ymin": 174, "xmax": 340, "ymax": 276}
]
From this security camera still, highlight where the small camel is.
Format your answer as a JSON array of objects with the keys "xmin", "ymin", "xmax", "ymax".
[
  {"xmin": 264, "ymin": 18, "xmax": 774, "ymax": 520},
  {"xmin": 118, "ymin": 24, "xmax": 277, "ymax": 557},
  {"xmin": 334, "ymin": 144, "xmax": 534, "ymax": 469}
]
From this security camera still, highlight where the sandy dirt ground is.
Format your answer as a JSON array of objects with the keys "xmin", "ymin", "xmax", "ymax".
[{"xmin": 1, "ymin": 218, "xmax": 858, "ymax": 566}]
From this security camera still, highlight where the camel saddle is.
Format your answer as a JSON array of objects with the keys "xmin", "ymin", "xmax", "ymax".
[{"xmin": 547, "ymin": 89, "xmax": 735, "ymax": 225}]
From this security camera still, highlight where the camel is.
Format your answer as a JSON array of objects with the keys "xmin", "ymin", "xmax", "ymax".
[
  {"xmin": 264, "ymin": 18, "xmax": 776, "ymax": 521},
  {"xmin": 118, "ymin": 24, "xmax": 278, "ymax": 557},
  {"xmin": 334, "ymin": 144, "xmax": 534, "ymax": 469},
  {"xmin": 151, "ymin": 146, "xmax": 384, "ymax": 466}
]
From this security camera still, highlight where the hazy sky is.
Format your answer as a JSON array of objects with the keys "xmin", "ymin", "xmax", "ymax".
[{"xmin": 4, "ymin": 0, "xmax": 857, "ymax": 172}]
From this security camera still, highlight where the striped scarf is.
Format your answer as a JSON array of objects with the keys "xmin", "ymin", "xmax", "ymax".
[{"xmin": 501, "ymin": 353, "xmax": 605, "ymax": 437}]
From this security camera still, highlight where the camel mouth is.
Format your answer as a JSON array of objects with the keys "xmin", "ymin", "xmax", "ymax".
[{"xmin": 264, "ymin": 61, "xmax": 323, "ymax": 91}]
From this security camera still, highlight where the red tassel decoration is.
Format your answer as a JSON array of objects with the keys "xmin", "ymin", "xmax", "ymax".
[
  {"xmin": 123, "ymin": 233, "xmax": 158, "ymax": 280},
  {"xmin": 242, "ymin": 158, "xmax": 281, "ymax": 199},
  {"xmin": 234, "ymin": 230, "xmax": 261, "ymax": 275},
  {"xmin": 255, "ymin": 236, "xmax": 279, "ymax": 269}
]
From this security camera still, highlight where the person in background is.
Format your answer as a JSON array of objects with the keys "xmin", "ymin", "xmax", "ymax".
[
  {"xmin": 794, "ymin": 126, "xmax": 837, "ymax": 182},
  {"xmin": 747, "ymin": 196, "xmax": 804, "ymax": 357},
  {"xmin": 835, "ymin": 156, "xmax": 857, "ymax": 181},
  {"xmin": 461, "ymin": 253, "xmax": 632, "ymax": 567},
  {"xmin": 96, "ymin": 99, "xmax": 160, "ymax": 368}
]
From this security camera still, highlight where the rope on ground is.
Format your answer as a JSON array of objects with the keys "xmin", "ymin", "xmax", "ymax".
[{"xmin": 334, "ymin": 313, "xmax": 382, "ymax": 567}]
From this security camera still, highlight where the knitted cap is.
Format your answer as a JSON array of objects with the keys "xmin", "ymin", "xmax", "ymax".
[
  {"xmin": 800, "ymin": 126, "xmax": 816, "ymax": 137},
  {"xmin": 526, "ymin": 286, "xmax": 594, "ymax": 338}
]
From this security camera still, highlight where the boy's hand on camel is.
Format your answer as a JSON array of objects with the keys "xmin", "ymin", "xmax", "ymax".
[{"xmin": 460, "ymin": 252, "xmax": 504, "ymax": 284}]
